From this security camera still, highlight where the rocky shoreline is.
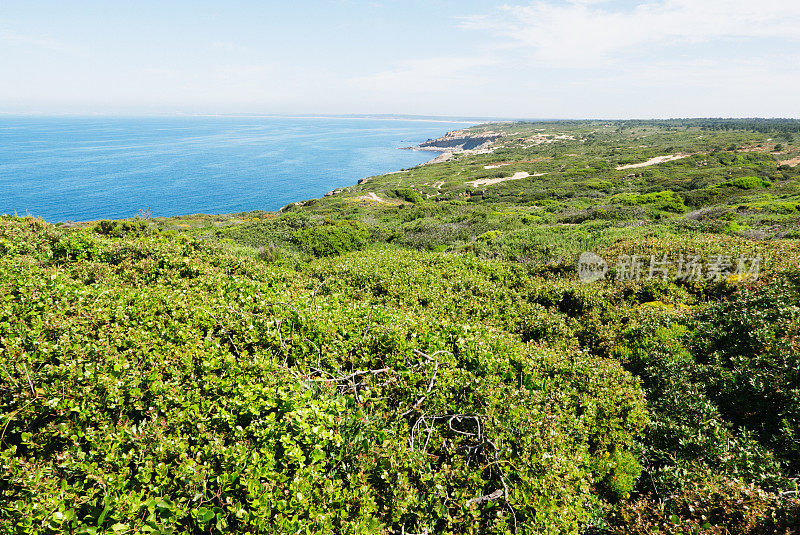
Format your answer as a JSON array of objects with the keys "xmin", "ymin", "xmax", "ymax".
[
  {"xmin": 396, "ymin": 128, "xmax": 503, "ymax": 167},
  {"xmin": 400, "ymin": 128, "xmax": 501, "ymax": 153},
  {"xmin": 333, "ymin": 127, "xmax": 500, "ymax": 193}
]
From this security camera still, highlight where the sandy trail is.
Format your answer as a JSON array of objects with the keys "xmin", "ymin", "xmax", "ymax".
[
  {"xmin": 779, "ymin": 156, "xmax": 800, "ymax": 167},
  {"xmin": 616, "ymin": 154, "xmax": 691, "ymax": 170},
  {"xmin": 467, "ymin": 171, "xmax": 545, "ymax": 187},
  {"xmin": 355, "ymin": 192, "xmax": 392, "ymax": 204},
  {"xmin": 484, "ymin": 159, "xmax": 549, "ymax": 170}
]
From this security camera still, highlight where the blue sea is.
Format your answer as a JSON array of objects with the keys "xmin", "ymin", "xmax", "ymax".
[{"xmin": 0, "ymin": 116, "xmax": 473, "ymax": 222}]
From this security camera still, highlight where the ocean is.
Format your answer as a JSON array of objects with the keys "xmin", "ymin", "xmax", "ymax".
[{"xmin": 0, "ymin": 116, "xmax": 473, "ymax": 222}]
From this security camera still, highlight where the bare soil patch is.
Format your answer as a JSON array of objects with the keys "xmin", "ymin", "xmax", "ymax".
[
  {"xmin": 354, "ymin": 192, "xmax": 394, "ymax": 204},
  {"xmin": 616, "ymin": 154, "xmax": 691, "ymax": 170},
  {"xmin": 467, "ymin": 171, "xmax": 546, "ymax": 187}
]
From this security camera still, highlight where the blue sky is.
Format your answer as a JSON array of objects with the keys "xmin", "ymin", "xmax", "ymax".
[{"xmin": 2, "ymin": 0, "xmax": 799, "ymax": 118}]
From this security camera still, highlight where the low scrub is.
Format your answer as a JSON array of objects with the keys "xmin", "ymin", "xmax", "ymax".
[{"xmin": 294, "ymin": 220, "xmax": 370, "ymax": 257}]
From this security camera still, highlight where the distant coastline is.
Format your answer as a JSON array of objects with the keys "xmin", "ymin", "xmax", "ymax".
[{"xmin": 396, "ymin": 128, "xmax": 500, "ymax": 166}]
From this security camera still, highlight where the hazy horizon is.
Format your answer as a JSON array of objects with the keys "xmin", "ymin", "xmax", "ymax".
[{"xmin": 3, "ymin": 112, "xmax": 799, "ymax": 122}]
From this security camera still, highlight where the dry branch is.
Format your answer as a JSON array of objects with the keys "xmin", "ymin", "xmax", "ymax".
[
  {"xmin": 324, "ymin": 368, "xmax": 391, "ymax": 382},
  {"xmin": 466, "ymin": 488, "xmax": 504, "ymax": 507}
]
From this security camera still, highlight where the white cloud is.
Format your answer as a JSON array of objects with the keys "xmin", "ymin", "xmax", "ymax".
[
  {"xmin": 344, "ymin": 1, "xmax": 800, "ymax": 117},
  {"xmin": 462, "ymin": 0, "xmax": 800, "ymax": 67}
]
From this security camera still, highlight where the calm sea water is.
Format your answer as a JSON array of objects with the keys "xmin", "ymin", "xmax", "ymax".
[{"xmin": 0, "ymin": 116, "xmax": 472, "ymax": 222}]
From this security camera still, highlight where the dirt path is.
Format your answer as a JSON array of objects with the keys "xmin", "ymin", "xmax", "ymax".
[
  {"xmin": 779, "ymin": 156, "xmax": 800, "ymax": 167},
  {"xmin": 355, "ymin": 192, "xmax": 391, "ymax": 204},
  {"xmin": 467, "ymin": 171, "xmax": 545, "ymax": 187},
  {"xmin": 616, "ymin": 154, "xmax": 691, "ymax": 170},
  {"xmin": 484, "ymin": 159, "xmax": 549, "ymax": 170}
]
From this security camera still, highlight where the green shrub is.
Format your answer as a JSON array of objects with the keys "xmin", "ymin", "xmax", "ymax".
[
  {"xmin": 394, "ymin": 188, "xmax": 424, "ymax": 203},
  {"xmin": 614, "ymin": 318, "xmax": 787, "ymax": 495},
  {"xmin": 714, "ymin": 176, "xmax": 772, "ymax": 190},
  {"xmin": 592, "ymin": 449, "xmax": 643, "ymax": 501},
  {"xmin": 95, "ymin": 219, "xmax": 150, "ymax": 237},
  {"xmin": 476, "ymin": 229, "xmax": 501, "ymax": 242},
  {"xmin": 688, "ymin": 272, "xmax": 800, "ymax": 471},
  {"xmin": 294, "ymin": 220, "xmax": 370, "ymax": 257},
  {"xmin": 610, "ymin": 478, "xmax": 800, "ymax": 534},
  {"xmin": 513, "ymin": 302, "xmax": 573, "ymax": 343},
  {"xmin": 612, "ymin": 191, "xmax": 687, "ymax": 214},
  {"xmin": 51, "ymin": 230, "xmax": 106, "ymax": 261}
]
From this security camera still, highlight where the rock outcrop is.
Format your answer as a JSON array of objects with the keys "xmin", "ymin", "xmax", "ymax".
[{"xmin": 402, "ymin": 129, "xmax": 501, "ymax": 153}]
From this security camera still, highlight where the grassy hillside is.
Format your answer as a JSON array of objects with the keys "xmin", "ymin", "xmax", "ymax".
[{"xmin": 2, "ymin": 119, "xmax": 800, "ymax": 534}]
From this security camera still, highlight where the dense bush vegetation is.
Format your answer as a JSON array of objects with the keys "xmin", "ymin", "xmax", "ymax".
[
  {"xmin": 3, "ymin": 119, "xmax": 800, "ymax": 533},
  {"xmin": 1, "ymin": 218, "xmax": 651, "ymax": 533},
  {"xmin": 294, "ymin": 220, "xmax": 370, "ymax": 257}
]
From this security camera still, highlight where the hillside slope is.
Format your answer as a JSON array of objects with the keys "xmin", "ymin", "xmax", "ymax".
[{"xmin": 2, "ymin": 119, "xmax": 800, "ymax": 534}]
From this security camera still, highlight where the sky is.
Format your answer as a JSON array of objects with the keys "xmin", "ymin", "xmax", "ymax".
[{"xmin": 2, "ymin": 0, "xmax": 800, "ymax": 119}]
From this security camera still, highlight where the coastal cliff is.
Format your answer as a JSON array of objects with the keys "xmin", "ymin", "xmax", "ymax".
[{"xmin": 402, "ymin": 128, "xmax": 501, "ymax": 153}]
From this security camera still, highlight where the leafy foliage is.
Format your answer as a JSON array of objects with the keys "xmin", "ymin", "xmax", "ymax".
[
  {"xmin": 1, "ymin": 218, "xmax": 649, "ymax": 534},
  {"xmin": 294, "ymin": 220, "xmax": 370, "ymax": 257},
  {"xmin": 688, "ymin": 273, "xmax": 800, "ymax": 472},
  {"xmin": 3, "ymin": 118, "xmax": 800, "ymax": 533}
]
